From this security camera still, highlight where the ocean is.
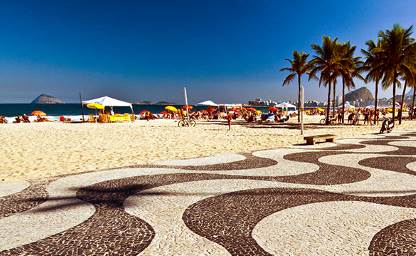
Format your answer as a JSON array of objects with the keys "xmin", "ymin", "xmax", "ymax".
[{"xmin": 0, "ymin": 104, "xmax": 269, "ymax": 117}]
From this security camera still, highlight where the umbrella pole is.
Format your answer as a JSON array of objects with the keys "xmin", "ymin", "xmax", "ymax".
[
  {"xmin": 184, "ymin": 87, "xmax": 189, "ymax": 122},
  {"xmin": 79, "ymin": 93, "xmax": 85, "ymax": 122}
]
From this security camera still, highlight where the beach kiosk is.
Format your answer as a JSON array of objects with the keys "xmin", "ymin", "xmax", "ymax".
[{"xmin": 82, "ymin": 96, "xmax": 134, "ymax": 123}]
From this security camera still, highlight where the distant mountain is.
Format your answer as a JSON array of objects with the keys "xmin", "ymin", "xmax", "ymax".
[
  {"xmin": 31, "ymin": 94, "xmax": 64, "ymax": 104},
  {"xmin": 136, "ymin": 100, "xmax": 153, "ymax": 105},
  {"xmin": 345, "ymin": 87, "xmax": 374, "ymax": 106},
  {"xmin": 154, "ymin": 101, "xmax": 176, "ymax": 105}
]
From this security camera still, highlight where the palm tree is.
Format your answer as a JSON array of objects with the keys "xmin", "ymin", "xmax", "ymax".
[
  {"xmin": 411, "ymin": 76, "xmax": 416, "ymax": 119},
  {"xmin": 399, "ymin": 50, "xmax": 416, "ymax": 123},
  {"xmin": 374, "ymin": 25, "xmax": 415, "ymax": 126},
  {"xmin": 409, "ymin": 68, "xmax": 416, "ymax": 119},
  {"xmin": 362, "ymin": 40, "xmax": 384, "ymax": 125},
  {"xmin": 309, "ymin": 36, "xmax": 341, "ymax": 125},
  {"xmin": 338, "ymin": 42, "xmax": 363, "ymax": 123},
  {"xmin": 280, "ymin": 51, "xmax": 313, "ymax": 122},
  {"xmin": 399, "ymin": 78, "xmax": 408, "ymax": 124}
]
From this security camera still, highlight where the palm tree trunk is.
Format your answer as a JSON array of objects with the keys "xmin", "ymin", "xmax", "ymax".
[
  {"xmin": 399, "ymin": 80, "xmax": 407, "ymax": 124},
  {"xmin": 342, "ymin": 78, "xmax": 345, "ymax": 124},
  {"xmin": 332, "ymin": 83, "xmax": 336, "ymax": 118},
  {"xmin": 392, "ymin": 74, "xmax": 397, "ymax": 127},
  {"xmin": 411, "ymin": 87, "xmax": 416, "ymax": 120},
  {"xmin": 374, "ymin": 80, "xmax": 378, "ymax": 125},
  {"xmin": 297, "ymin": 75, "xmax": 301, "ymax": 123},
  {"xmin": 326, "ymin": 81, "xmax": 331, "ymax": 125}
]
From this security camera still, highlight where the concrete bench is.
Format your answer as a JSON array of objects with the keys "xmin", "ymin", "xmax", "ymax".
[{"xmin": 304, "ymin": 134, "xmax": 336, "ymax": 145}]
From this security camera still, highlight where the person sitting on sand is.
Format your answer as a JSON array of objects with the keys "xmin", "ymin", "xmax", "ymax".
[
  {"xmin": 0, "ymin": 116, "xmax": 7, "ymax": 124},
  {"xmin": 35, "ymin": 116, "xmax": 49, "ymax": 122},
  {"xmin": 22, "ymin": 114, "xmax": 30, "ymax": 123},
  {"xmin": 13, "ymin": 116, "xmax": 21, "ymax": 123}
]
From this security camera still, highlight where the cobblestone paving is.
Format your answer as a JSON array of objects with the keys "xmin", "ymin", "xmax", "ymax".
[{"xmin": 1, "ymin": 131, "xmax": 416, "ymax": 255}]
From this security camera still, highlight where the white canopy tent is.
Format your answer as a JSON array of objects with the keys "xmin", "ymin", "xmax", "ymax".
[
  {"xmin": 339, "ymin": 101, "xmax": 355, "ymax": 109},
  {"xmin": 82, "ymin": 96, "xmax": 133, "ymax": 112},
  {"xmin": 276, "ymin": 102, "xmax": 296, "ymax": 109},
  {"xmin": 197, "ymin": 100, "xmax": 218, "ymax": 106}
]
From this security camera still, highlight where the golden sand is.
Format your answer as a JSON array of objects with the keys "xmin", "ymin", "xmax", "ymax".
[{"xmin": 1, "ymin": 117, "xmax": 415, "ymax": 180}]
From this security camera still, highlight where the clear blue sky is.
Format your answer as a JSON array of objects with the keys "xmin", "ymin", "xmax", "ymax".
[{"xmin": 0, "ymin": 0, "xmax": 415, "ymax": 103}]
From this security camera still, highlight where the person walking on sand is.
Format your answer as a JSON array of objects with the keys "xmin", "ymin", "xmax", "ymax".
[{"xmin": 226, "ymin": 112, "xmax": 232, "ymax": 130}]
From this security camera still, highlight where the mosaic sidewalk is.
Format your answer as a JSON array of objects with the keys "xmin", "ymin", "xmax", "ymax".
[{"xmin": 1, "ymin": 131, "xmax": 416, "ymax": 255}]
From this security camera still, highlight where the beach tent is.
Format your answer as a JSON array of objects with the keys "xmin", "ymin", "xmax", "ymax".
[
  {"xmin": 276, "ymin": 102, "xmax": 296, "ymax": 109},
  {"xmin": 338, "ymin": 102, "xmax": 355, "ymax": 109},
  {"xmin": 82, "ymin": 96, "xmax": 133, "ymax": 111},
  {"xmin": 197, "ymin": 100, "xmax": 218, "ymax": 106}
]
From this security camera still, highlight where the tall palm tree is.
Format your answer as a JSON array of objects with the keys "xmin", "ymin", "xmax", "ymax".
[
  {"xmin": 411, "ymin": 75, "xmax": 416, "ymax": 119},
  {"xmin": 338, "ymin": 42, "xmax": 363, "ymax": 123},
  {"xmin": 280, "ymin": 51, "xmax": 313, "ymax": 122},
  {"xmin": 399, "ymin": 79, "xmax": 408, "ymax": 124},
  {"xmin": 373, "ymin": 25, "xmax": 415, "ymax": 126},
  {"xmin": 399, "ymin": 50, "xmax": 416, "ymax": 123},
  {"xmin": 362, "ymin": 39, "xmax": 384, "ymax": 125},
  {"xmin": 409, "ymin": 67, "xmax": 416, "ymax": 119},
  {"xmin": 309, "ymin": 36, "xmax": 341, "ymax": 125}
]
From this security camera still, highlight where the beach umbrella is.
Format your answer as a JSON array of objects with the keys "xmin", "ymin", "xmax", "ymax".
[
  {"xmin": 86, "ymin": 103, "xmax": 104, "ymax": 110},
  {"xmin": 255, "ymin": 110, "xmax": 262, "ymax": 115},
  {"xmin": 31, "ymin": 110, "xmax": 46, "ymax": 116},
  {"xmin": 268, "ymin": 106, "xmax": 277, "ymax": 112},
  {"xmin": 197, "ymin": 100, "xmax": 218, "ymax": 106},
  {"xmin": 165, "ymin": 106, "xmax": 178, "ymax": 113}
]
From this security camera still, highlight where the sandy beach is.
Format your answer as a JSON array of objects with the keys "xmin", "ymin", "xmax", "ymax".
[{"xmin": 1, "ymin": 116, "xmax": 415, "ymax": 180}]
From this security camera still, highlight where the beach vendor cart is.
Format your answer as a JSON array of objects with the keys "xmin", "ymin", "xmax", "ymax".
[{"xmin": 82, "ymin": 96, "xmax": 135, "ymax": 123}]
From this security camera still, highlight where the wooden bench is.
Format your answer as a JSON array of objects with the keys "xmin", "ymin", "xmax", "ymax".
[{"xmin": 304, "ymin": 134, "xmax": 336, "ymax": 145}]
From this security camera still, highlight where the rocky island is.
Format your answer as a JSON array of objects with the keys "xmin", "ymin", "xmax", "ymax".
[{"xmin": 31, "ymin": 94, "xmax": 64, "ymax": 104}]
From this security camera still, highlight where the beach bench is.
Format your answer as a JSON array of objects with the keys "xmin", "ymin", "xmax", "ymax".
[{"xmin": 304, "ymin": 134, "xmax": 336, "ymax": 145}]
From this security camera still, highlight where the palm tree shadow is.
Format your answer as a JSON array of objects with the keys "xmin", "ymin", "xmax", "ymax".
[{"xmin": 21, "ymin": 183, "xmax": 416, "ymax": 213}]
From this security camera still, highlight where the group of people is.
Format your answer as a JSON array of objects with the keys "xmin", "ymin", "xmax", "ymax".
[
  {"xmin": 335, "ymin": 108, "xmax": 397, "ymax": 125},
  {"xmin": 343, "ymin": 109, "xmax": 380, "ymax": 125},
  {"xmin": 0, "ymin": 114, "xmax": 49, "ymax": 124}
]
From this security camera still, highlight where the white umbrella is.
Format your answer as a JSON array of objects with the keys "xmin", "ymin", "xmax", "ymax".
[
  {"xmin": 82, "ymin": 96, "xmax": 134, "ymax": 112},
  {"xmin": 197, "ymin": 100, "xmax": 219, "ymax": 106}
]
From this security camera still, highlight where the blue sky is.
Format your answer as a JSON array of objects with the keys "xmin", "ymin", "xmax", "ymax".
[{"xmin": 0, "ymin": 0, "xmax": 415, "ymax": 103}]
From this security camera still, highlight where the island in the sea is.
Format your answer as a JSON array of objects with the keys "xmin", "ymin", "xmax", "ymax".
[{"xmin": 31, "ymin": 94, "xmax": 65, "ymax": 104}]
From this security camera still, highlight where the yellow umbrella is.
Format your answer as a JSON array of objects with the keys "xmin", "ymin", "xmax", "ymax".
[
  {"xmin": 255, "ymin": 110, "xmax": 262, "ymax": 115},
  {"xmin": 86, "ymin": 103, "xmax": 104, "ymax": 110},
  {"xmin": 165, "ymin": 106, "xmax": 178, "ymax": 113}
]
